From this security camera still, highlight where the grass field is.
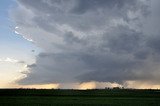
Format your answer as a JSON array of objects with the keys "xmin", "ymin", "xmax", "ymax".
[{"xmin": 0, "ymin": 89, "xmax": 160, "ymax": 106}]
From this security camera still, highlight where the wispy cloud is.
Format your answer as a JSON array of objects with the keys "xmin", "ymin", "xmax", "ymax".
[
  {"xmin": 0, "ymin": 58, "xmax": 18, "ymax": 63},
  {"xmin": 14, "ymin": 27, "xmax": 34, "ymax": 42}
]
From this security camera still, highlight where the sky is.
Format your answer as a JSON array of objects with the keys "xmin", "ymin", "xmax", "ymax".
[
  {"xmin": 0, "ymin": 0, "xmax": 40, "ymax": 88},
  {"xmin": 1, "ymin": 0, "xmax": 160, "ymax": 89}
]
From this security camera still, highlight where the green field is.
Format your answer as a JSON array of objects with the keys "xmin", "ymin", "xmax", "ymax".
[{"xmin": 0, "ymin": 89, "xmax": 160, "ymax": 106}]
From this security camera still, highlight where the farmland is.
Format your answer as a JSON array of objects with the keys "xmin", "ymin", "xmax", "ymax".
[{"xmin": 0, "ymin": 89, "xmax": 160, "ymax": 106}]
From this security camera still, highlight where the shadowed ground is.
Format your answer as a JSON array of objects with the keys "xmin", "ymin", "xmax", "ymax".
[{"xmin": 0, "ymin": 89, "xmax": 160, "ymax": 106}]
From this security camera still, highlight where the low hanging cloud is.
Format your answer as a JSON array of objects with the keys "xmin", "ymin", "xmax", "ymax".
[{"xmin": 11, "ymin": 0, "xmax": 160, "ymax": 86}]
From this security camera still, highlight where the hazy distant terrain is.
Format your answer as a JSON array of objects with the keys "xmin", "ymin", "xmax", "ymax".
[{"xmin": 0, "ymin": 89, "xmax": 160, "ymax": 106}]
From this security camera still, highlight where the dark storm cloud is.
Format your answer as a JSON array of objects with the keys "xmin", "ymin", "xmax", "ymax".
[
  {"xmin": 11, "ymin": 0, "xmax": 160, "ymax": 85},
  {"xmin": 70, "ymin": 0, "xmax": 137, "ymax": 14},
  {"xmin": 147, "ymin": 35, "xmax": 160, "ymax": 53},
  {"xmin": 104, "ymin": 26, "xmax": 143, "ymax": 53},
  {"xmin": 63, "ymin": 31, "xmax": 82, "ymax": 44}
]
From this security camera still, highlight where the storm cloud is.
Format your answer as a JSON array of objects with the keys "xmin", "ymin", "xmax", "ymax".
[{"xmin": 11, "ymin": 0, "xmax": 160, "ymax": 86}]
